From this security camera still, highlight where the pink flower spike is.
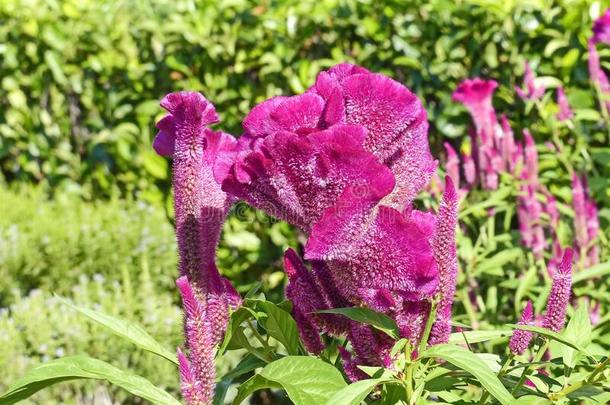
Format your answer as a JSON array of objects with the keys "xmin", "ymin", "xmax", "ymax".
[
  {"xmin": 588, "ymin": 41, "xmax": 610, "ymax": 112},
  {"xmin": 510, "ymin": 301, "xmax": 535, "ymax": 355},
  {"xmin": 556, "ymin": 87, "xmax": 573, "ymax": 121},
  {"xmin": 444, "ymin": 142, "xmax": 460, "ymax": 188},
  {"xmin": 543, "ymin": 248, "xmax": 573, "ymax": 332},
  {"xmin": 523, "ymin": 129, "xmax": 538, "ymax": 187},
  {"xmin": 176, "ymin": 276, "xmax": 216, "ymax": 405},
  {"xmin": 592, "ymin": 9, "xmax": 610, "ymax": 45},
  {"xmin": 515, "ymin": 62, "xmax": 545, "ymax": 101},
  {"xmin": 429, "ymin": 176, "xmax": 459, "ymax": 345},
  {"xmin": 461, "ymin": 149, "xmax": 476, "ymax": 186}
]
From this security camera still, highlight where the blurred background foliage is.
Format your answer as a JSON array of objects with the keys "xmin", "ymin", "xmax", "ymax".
[{"xmin": 1, "ymin": 0, "xmax": 610, "ymax": 402}]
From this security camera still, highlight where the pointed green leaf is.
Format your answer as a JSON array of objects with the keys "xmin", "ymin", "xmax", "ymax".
[
  {"xmin": 0, "ymin": 356, "xmax": 181, "ymax": 405},
  {"xmin": 325, "ymin": 378, "xmax": 390, "ymax": 405},
  {"xmin": 57, "ymin": 296, "xmax": 177, "ymax": 365},
  {"xmin": 561, "ymin": 303, "xmax": 592, "ymax": 368},
  {"xmin": 506, "ymin": 324, "xmax": 592, "ymax": 356},
  {"xmin": 249, "ymin": 300, "xmax": 302, "ymax": 355},
  {"xmin": 317, "ymin": 307, "xmax": 400, "ymax": 339},
  {"xmin": 232, "ymin": 356, "xmax": 347, "ymax": 405},
  {"xmin": 448, "ymin": 330, "xmax": 513, "ymax": 345},
  {"xmin": 420, "ymin": 344, "xmax": 514, "ymax": 405}
]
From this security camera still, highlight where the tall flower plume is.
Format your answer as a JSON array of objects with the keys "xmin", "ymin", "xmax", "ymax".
[
  {"xmin": 509, "ymin": 301, "xmax": 535, "ymax": 355},
  {"xmin": 543, "ymin": 248, "xmax": 573, "ymax": 332},
  {"xmin": 154, "ymin": 92, "xmax": 241, "ymax": 405}
]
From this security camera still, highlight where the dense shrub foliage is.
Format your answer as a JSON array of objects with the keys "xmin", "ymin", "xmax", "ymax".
[{"xmin": 1, "ymin": 0, "xmax": 608, "ymax": 204}]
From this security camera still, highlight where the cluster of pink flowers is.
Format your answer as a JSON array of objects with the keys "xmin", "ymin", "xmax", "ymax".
[
  {"xmin": 509, "ymin": 248, "xmax": 574, "ymax": 356},
  {"xmin": 154, "ymin": 64, "xmax": 460, "ymax": 401}
]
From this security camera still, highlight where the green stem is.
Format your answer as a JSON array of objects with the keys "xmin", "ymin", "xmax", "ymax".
[
  {"xmin": 418, "ymin": 299, "xmax": 438, "ymax": 354},
  {"xmin": 511, "ymin": 339, "xmax": 549, "ymax": 395},
  {"xmin": 548, "ymin": 356, "xmax": 610, "ymax": 401},
  {"xmin": 405, "ymin": 362, "xmax": 414, "ymax": 403}
]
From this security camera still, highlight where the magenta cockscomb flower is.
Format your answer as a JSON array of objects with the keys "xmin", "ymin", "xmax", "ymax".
[
  {"xmin": 224, "ymin": 64, "xmax": 460, "ymax": 374},
  {"xmin": 226, "ymin": 64, "xmax": 436, "ymax": 214},
  {"xmin": 522, "ymin": 129, "xmax": 538, "ymax": 187},
  {"xmin": 515, "ymin": 62, "xmax": 545, "ymax": 101},
  {"xmin": 543, "ymin": 248, "xmax": 574, "ymax": 332},
  {"xmin": 592, "ymin": 9, "xmax": 610, "ymax": 45},
  {"xmin": 154, "ymin": 92, "xmax": 242, "ymax": 405},
  {"xmin": 556, "ymin": 87, "xmax": 573, "ymax": 121},
  {"xmin": 510, "ymin": 301, "xmax": 535, "ymax": 355}
]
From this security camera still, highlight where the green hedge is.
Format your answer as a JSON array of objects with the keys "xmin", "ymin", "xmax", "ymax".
[{"xmin": 1, "ymin": 0, "xmax": 607, "ymax": 202}]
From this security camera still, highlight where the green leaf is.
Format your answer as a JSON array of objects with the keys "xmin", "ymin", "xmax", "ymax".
[
  {"xmin": 232, "ymin": 356, "xmax": 347, "ymax": 405},
  {"xmin": 218, "ymin": 307, "xmax": 256, "ymax": 355},
  {"xmin": 0, "ymin": 356, "xmax": 181, "ymax": 405},
  {"xmin": 57, "ymin": 296, "xmax": 177, "ymax": 365},
  {"xmin": 420, "ymin": 344, "xmax": 514, "ymax": 405},
  {"xmin": 324, "ymin": 378, "xmax": 390, "ymax": 405},
  {"xmin": 248, "ymin": 300, "xmax": 302, "ymax": 355},
  {"xmin": 507, "ymin": 324, "xmax": 592, "ymax": 356},
  {"xmin": 232, "ymin": 374, "xmax": 281, "ymax": 405},
  {"xmin": 448, "ymin": 330, "xmax": 513, "ymax": 345},
  {"xmin": 317, "ymin": 307, "xmax": 400, "ymax": 339},
  {"xmin": 561, "ymin": 303, "xmax": 592, "ymax": 369},
  {"xmin": 572, "ymin": 261, "xmax": 610, "ymax": 284}
]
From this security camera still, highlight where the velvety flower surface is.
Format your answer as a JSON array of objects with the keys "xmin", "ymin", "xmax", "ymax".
[
  {"xmin": 223, "ymin": 124, "xmax": 394, "ymax": 232},
  {"xmin": 509, "ymin": 301, "xmax": 535, "ymax": 355},
  {"xmin": 226, "ymin": 63, "xmax": 436, "ymax": 215}
]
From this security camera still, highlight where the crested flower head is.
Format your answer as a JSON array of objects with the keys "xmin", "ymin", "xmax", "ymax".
[
  {"xmin": 226, "ymin": 63, "xmax": 436, "ymax": 216},
  {"xmin": 509, "ymin": 301, "xmax": 535, "ymax": 355},
  {"xmin": 556, "ymin": 87, "xmax": 573, "ymax": 121},
  {"xmin": 543, "ymin": 249, "xmax": 573, "ymax": 332},
  {"xmin": 154, "ymin": 92, "xmax": 238, "ymax": 292},
  {"xmin": 515, "ymin": 61, "xmax": 545, "ymax": 101},
  {"xmin": 592, "ymin": 9, "xmax": 610, "ymax": 45}
]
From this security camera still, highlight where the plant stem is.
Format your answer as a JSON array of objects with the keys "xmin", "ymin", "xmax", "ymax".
[
  {"xmin": 548, "ymin": 356, "xmax": 610, "ymax": 401},
  {"xmin": 418, "ymin": 299, "xmax": 438, "ymax": 354},
  {"xmin": 405, "ymin": 362, "xmax": 414, "ymax": 403},
  {"xmin": 511, "ymin": 339, "xmax": 549, "ymax": 395}
]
